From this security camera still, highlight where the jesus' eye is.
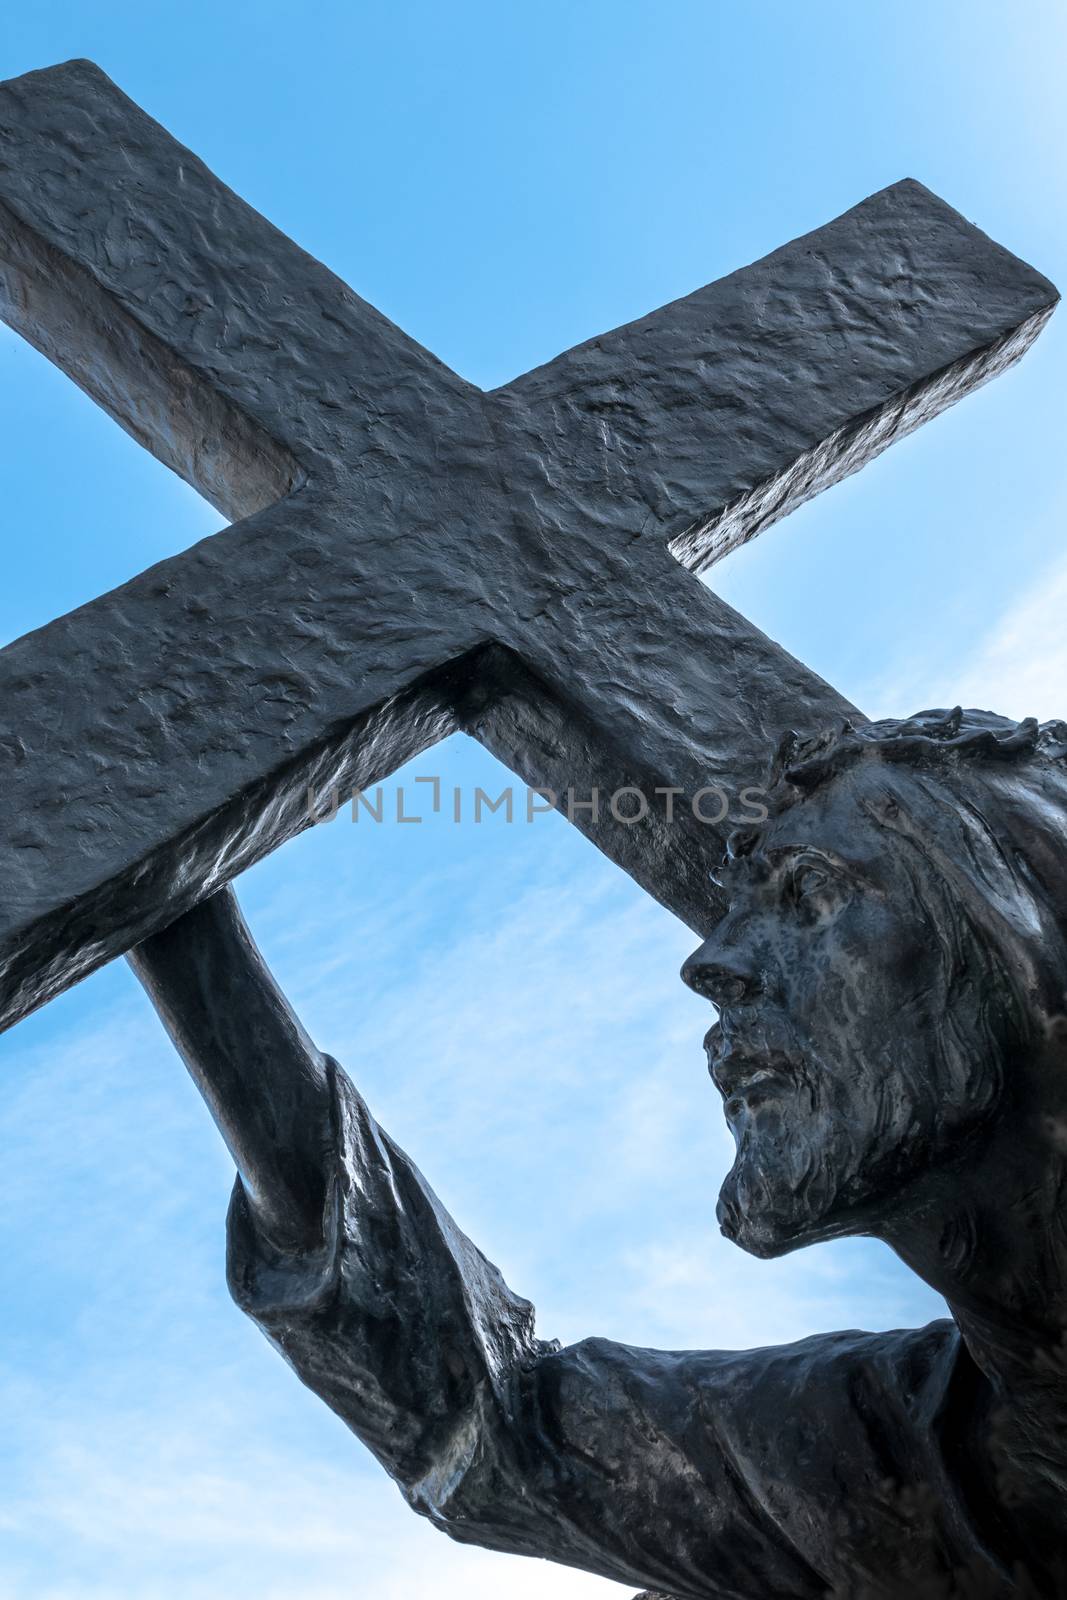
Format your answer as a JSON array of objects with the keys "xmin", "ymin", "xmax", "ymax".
[{"xmin": 789, "ymin": 861, "xmax": 831, "ymax": 907}]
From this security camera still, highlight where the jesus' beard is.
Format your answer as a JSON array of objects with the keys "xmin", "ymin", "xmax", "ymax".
[{"xmin": 715, "ymin": 1063, "xmax": 942, "ymax": 1260}]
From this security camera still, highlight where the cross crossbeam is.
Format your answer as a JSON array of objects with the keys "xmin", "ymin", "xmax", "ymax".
[{"xmin": 0, "ymin": 59, "xmax": 1056, "ymax": 1033}]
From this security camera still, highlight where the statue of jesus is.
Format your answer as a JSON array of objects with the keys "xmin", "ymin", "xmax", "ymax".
[{"xmin": 129, "ymin": 707, "xmax": 1067, "ymax": 1599}]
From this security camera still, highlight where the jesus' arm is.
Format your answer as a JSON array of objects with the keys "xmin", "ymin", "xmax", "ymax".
[
  {"xmin": 127, "ymin": 887, "xmax": 982, "ymax": 1600},
  {"xmin": 127, "ymin": 887, "xmax": 333, "ymax": 1253}
]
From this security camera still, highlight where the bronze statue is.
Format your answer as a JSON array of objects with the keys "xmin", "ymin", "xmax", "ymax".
[
  {"xmin": 2, "ymin": 50, "xmax": 1062, "ymax": 1600},
  {"xmin": 130, "ymin": 708, "xmax": 1067, "ymax": 1599}
]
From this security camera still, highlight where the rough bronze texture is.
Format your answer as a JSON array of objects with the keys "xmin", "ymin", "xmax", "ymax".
[
  {"xmin": 0, "ymin": 59, "xmax": 1057, "ymax": 1032},
  {"xmin": 130, "ymin": 709, "xmax": 1067, "ymax": 1598}
]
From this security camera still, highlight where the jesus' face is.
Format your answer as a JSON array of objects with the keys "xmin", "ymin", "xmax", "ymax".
[{"xmin": 681, "ymin": 764, "xmax": 999, "ymax": 1260}]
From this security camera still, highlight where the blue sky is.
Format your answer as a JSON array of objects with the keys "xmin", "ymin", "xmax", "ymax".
[{"xmin": 1, "ymin": 4, "xmax": 1065, "ymax": 1595}]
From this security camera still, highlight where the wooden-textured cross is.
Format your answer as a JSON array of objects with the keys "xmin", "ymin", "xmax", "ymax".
[{"xmin": 0, "ymin": 60, "xmax": 1056, "ymax": 1033}]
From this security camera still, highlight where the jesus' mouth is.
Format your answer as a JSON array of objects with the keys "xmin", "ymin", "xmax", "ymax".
[{"xmin": 705, "ymin": 1029, "xmax": 801, "ymax": 1115}]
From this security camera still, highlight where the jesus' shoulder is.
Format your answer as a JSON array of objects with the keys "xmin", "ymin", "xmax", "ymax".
[{"xmin": 226, "ymin": 1055, "xmax": 1006, "ymax": 1600}]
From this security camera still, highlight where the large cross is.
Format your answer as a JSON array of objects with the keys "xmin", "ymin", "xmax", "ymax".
[{"xmin": 0, "ymin": 59, "xmax": 1056, "ymax": 1034}]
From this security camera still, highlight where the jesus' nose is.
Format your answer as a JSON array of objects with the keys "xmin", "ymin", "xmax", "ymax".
[{"xmin": 680, "ymin": 943, "xmax": 762, "ymax": 1007}]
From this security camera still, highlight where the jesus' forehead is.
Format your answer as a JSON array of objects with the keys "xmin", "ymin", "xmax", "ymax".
[{"xmin": 719, "ymin": 767, "xmax": 920, "ymax": 897}]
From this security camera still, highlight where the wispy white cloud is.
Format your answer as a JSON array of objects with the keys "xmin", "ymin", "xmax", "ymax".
[
  {"xmin": 948, "ymin": 549, "xmax": 1067, "ymax": 723},
  {"xmin": 0, "ymin": 1384, "xmax": 625, "ymax": 1600},
  {"xmin": 615, "ymin": 1229, "xmax": 945, "ymax": 1355},
  {"xmin": 861, "ymin": 546, "xmax": 1067, "ymax": 723}
]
